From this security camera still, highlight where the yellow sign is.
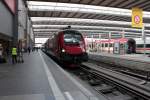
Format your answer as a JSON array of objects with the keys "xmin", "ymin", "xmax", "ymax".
[{"xmin": 132, "ymin": 7, "xmax": 143, "ymax": 28}]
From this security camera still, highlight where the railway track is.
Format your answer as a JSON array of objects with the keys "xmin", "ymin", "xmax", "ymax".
[
  {"xmin": 89, "ymin": 59, "xmax": 150, "ymax": 82},
  {"xmin": 68, "ymin": 62, "xmax": 150, "ymax": 100}
]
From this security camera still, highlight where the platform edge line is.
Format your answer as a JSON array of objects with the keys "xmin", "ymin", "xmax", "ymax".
[
  {"xmin": 43, "ymin": 53, "xmax": 99, "ymax": 100},
  {"xmin": 39, "ymin": 52, "xmax": 66, "ymax": 100},
  {"xmin": 64, "ymin": 92, "xmax": 74, "ymax": 100}
]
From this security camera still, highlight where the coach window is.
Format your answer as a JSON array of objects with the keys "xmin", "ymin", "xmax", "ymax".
[
  {"xmin": 127, "ymin": 38, "xmax": 136, "ymax": 53},
  {"xmin": 102, "ymin": 43, "xmax": 104, "ymax": 47},
  {"xmin": 120, "ymin": 43, "xmax": 124, "ymax": 48},
  {"xmin": 109, "ymin": 43, "xmax": 112, "ymax": 47},
  {"xmin": 146, "ymin": 44, "xmax": 150, "ymax": 48},
  {"xmin": 137, "ymin": 44, "xmax": 143, "ymax": 48},
  {"xmin": 105, "ymin": 43, "xmax": 108, "ymax": 47}
]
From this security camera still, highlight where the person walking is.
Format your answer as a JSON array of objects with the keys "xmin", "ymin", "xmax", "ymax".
[{"xmin": 12, "ymin": 46, "xmax": 17, "ymax": 64}]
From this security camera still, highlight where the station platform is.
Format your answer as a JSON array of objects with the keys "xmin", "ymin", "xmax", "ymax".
[
  {"xmin": 88, "ymin": 52, "xmax": 150, "ymax": 72},
  {"xmin": 0, "ymin": 51, "xmax": 107, "ymax": 100}
]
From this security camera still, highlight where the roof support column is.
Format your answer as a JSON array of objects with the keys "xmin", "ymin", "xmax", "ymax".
[
  {"xmin": 122, "ymin": 30, "xmax": 125, "ymax": 38},
  {"xmin": 25, "ymin": 7, "xmax": 28, "ymax": 48},
  {"xmin": 108, "ymin": 32, "xmax": 111, "ymax": 53},
  {"xmin": 142, "ymin": 25, "xmax": 146, "ymax": 55},
  {"xmin": 13, "ymin": 0, "xmax": 18, "ymax": 46},
  {"xmin": 99, "ymin": 34, "xmax": 101, "ymax": 52},
  {"xmin": 121, "ymin": 30, "xmax": 125, "ymax": 54},
  {"xmin": 92, "ymin": 34, "xmax": 94, "ymax": 50}
]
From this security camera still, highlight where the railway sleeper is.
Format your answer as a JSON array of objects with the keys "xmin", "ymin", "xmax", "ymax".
[
  {"xmin": 120, "ymin": 70, "xmax": 150, "ymax": 82},
  {"xmin": 80, "ymin": 75, "xmax": 89, "ymax": 80},
  {"xmin": 95, "ymin": 85, "xmax": 136, "ymax": 100},
  {"xmin": 88, "ymin": 79, "xmax": 101, "ymax": 86},
  {"xmin": 94, "ymin": 85, "xmax": 115, "ymax": 94},
  {"xmin": 107, "ymin": 94, "xmax": 133, "ymax": 100}
]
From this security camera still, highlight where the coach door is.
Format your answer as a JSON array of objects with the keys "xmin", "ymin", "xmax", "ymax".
[{"xmin": 127, "ymin": 38, "xmax": 136, "ymax": 54}]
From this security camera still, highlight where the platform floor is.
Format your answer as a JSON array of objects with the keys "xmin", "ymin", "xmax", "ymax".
[
  {"xmin": 0, "ymin": 51, "xmax": 107, "ymax": 100},
  {"xmin": 89, "ymin": 52, "xmax": 150, "ymax": 63}
]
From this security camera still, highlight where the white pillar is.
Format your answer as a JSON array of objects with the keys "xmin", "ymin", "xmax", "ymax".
[
  {"xmin": 99, "ymin": 34, "xmax": 101, "ymax": 52},
  {"xmin": 108, "ymin": 32, "xmax": 111, "ymax": 53},
  {"xmin": 142, "ymin": 25, "xmax": 146, "ymax": 55},
  {"xmin": 122, "ymin": 30, "xmax": 125, "ymax": 54},
  {"xmin": 122, "ymin": 30, "xmax": 125, "ymax": 38},
  {"xmin": 92, "ymin": 34, "xmax": 94, "ymax": 50}
]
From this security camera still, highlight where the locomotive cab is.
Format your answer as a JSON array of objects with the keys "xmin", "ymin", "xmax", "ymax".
[{"xmin": 44, "ymin": 29, "xmax": 88, "ymax": 66}]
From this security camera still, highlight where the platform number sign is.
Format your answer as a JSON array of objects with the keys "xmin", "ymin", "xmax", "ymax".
[{"xmin": 132, "ymin": 7, "xmax": 143, "ymax": 28}]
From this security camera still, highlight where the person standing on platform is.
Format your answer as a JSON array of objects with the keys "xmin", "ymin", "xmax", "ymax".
[
  {"xmin": 6, "ymin": 47, "xmax": 9, "ymax": 57},
  {"xmin": 32, "ymin": 47, "xmax": 34, "ymax": 52},
  {"xmin": 28, "ymin": 47, "xmax": 31, "ymax": 54},
  {"xmin": 36, "ymin": 47, "xmax": 38, "ymax": 52},
  {"xmin": 12, "ymin": 46, "xmax": 17, "ymax": 64},
  {"xmin": 0, "ymin": 44, "xmax": 3, "ymax": 63}
]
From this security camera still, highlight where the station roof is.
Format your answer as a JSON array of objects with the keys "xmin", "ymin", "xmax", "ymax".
[
  {"xmin": 25, "ymin": 0, "xmax": 150, "ymax": 39},
  {"xmin": 25, "ymin": 0, "xmax": 150, "ymax": 11}
]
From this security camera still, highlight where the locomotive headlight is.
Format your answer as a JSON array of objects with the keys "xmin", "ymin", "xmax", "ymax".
[
  {"xmin": 62, "ymin": 49, "xmax": 65, "ymax": 52},
  {"xmin": 82, "ymin": 48, "xmax": 85, "ymax": 52},
  {"xmin": 80, "ymin": 45, "xmax": 85, "ymax": 52}
]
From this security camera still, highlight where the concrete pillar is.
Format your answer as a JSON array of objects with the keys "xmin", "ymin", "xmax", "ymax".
[
  {"xmin": 13, "ymin": 0, "xmax": 18, "ymax": 46},
  {"xmin": 108, "ymin": 32, "xmax": 111, "ymax": 53}
]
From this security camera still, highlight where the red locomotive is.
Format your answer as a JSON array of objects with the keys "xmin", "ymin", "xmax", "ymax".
[{"xmin": 44, "ymin": 29, "xmax": 88, "ymax": 67}]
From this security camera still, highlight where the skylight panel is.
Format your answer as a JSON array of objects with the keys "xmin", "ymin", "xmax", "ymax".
[
  {"xmin": 33, "ymin": 28, "xmax": 142, "ymax": 34},
  {"xmin": 28, "ymin": 1, "xmax": 150, "ymax": 18},
  {"xmin": 31, "ymin": 17, "xmax": 131, "ymax": 25},
  {"xmin": 32, "ymin": 25, "xmax": 143, "ymax": 32},
  {"xmin": 31, "ymin": 17, "xmax": 150, "ymax": 27},
  {"xmin": 34, "ymin": 29, "xmax": 60, "ymax": 32}
]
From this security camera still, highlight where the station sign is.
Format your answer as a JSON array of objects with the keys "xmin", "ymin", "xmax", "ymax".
[{"xmin": 132, "ymin": 7, "xmax": 143, "ymax": 28}]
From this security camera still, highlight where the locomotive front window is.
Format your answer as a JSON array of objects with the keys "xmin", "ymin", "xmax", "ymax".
[{"xmin": 64, "ymin": 32, "xmax": 82, "ymax": 44}]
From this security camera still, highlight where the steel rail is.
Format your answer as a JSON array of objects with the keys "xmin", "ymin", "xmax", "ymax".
[{"xmin": 82, "ymin": 63, "xmax": 150, "ymax": 100}]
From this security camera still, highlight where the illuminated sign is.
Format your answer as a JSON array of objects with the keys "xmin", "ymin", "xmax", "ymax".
[{"xmin": 132, "ymin": 7, "xmax": 143, "ymax": 28}]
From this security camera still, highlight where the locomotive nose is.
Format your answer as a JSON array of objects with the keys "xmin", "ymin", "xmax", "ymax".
[{"xmin": 64, "ymin": 46, "xmax": 84, "ymax": 55}]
